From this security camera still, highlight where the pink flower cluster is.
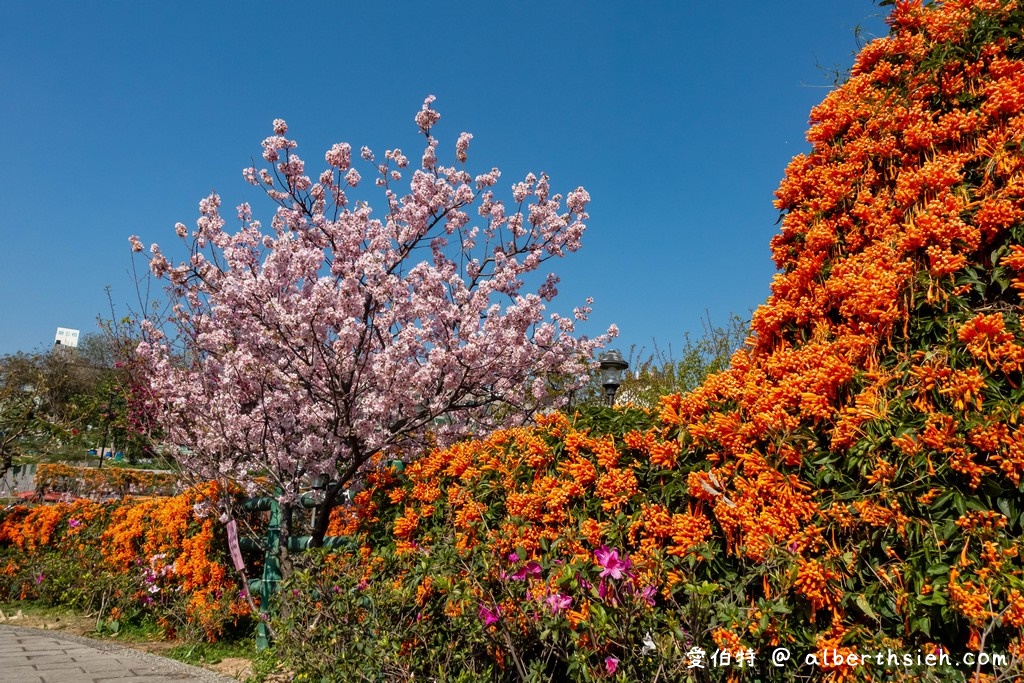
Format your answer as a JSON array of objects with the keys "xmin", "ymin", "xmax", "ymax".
[{"xmin": 132, "ymin": 97, "xmax": 614, "ymax": 530}]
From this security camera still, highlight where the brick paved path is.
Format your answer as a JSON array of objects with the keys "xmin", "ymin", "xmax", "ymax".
[{"xmin": 0, "ymin": 625, "xmax": 241, "ymax": 682}]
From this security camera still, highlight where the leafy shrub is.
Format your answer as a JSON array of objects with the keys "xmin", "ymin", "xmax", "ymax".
[{"xmin": 0, "ymin": 484, "xmax": 251, "ymax": 641}]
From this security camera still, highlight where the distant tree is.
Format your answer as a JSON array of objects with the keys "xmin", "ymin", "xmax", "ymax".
[
  {"xmin": 133, "ymin": 97, "xmax": 614, "ymax": 550},
  {"xmin": 0, "ymin": 348, "xmax": 102, "ymax": 478},
  {"xmin": 0, "ymin": 354, "xmax": 45, "ymax": 481},
  {"xmin": 0, "ymin": 327, "xmax": 160, "ymax": 480},
  {"xmin": 580, "ymin": 314, "xmax": 749, "ymax": 409},
  {"xmin": 76, "ymin": 331, "xmax": 118, "ymax": 370}
]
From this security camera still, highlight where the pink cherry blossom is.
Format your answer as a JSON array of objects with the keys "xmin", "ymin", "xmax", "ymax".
[
  {"xmin": 325, "ymin": 142, "xmax": 352, "ymax": 170},
  {"xmin": 131, "ymin": 98, "xmax": 615, "ymax": 548},
  {"xmin": 456, "ymin": 132, "xmax": 472, "ymax": 163},
  {"xmin": 415, "ymin": 95, "xmax": 441, "ymax": 133}
]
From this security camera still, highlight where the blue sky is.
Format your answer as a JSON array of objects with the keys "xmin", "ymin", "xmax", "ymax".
[{"xmin": 0, "ymin": 2, "xmax": 888, "ymax": 360}]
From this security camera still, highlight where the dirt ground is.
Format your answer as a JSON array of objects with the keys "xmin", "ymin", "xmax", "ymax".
[{"xmin": 0, "ymin": 608, "xmax": 255, "ymax": 680}]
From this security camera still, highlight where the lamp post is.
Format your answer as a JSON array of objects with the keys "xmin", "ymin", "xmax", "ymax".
[{"xmin": 598, "ymin": 350, "xmax": 629, "ymax": 407}]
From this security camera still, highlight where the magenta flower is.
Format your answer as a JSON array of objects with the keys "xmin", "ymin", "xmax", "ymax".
[
  {"xmin": 545, "ymin": 592, "xmax": 573, "ymax": 614},
  {"xmin": 511, "ymin": 561, "xmax": 542, "ymax": 581},
  {"xmin": 508, "ymin": 552, "xmax": 519, "ymax": 562},
  {"xmin": 639, "ymin": 584, "xmax": 657, "ymax": 607},
  {"xmin": 478, "ymin": 603, "xmax": 500, "ymax": 626},
  {"xmin": 605, "ymin": 656, "xmax": 619, "ymax": 675},
  {"xmin": 68, "ymin": 519, "xmax": 81, "ymax": 529},
  {"xmin": 595, "ymin": 545, "xmax": 632, "ymax": 581}
]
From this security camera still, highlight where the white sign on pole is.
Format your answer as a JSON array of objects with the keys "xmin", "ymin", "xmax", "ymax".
[{"xmin": 54, "ymin": 327, "xmax": 80, "ymax": 348}]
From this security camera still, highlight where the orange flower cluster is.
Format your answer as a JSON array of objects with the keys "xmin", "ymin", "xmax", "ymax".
[
  {"xmin": 794, "ymin": 558, "xmax": 843, "ymax": 615},
  {"xmin": 0, "ymin": 483, "xmax": 247, "ymax": 639},
  {"xmin": 656, "ymin": 0, "xmax": 1024, "ymax": 663},
  {"xmin": 364, "ymin": 418, "xmax": 722, "ymax": 607}
]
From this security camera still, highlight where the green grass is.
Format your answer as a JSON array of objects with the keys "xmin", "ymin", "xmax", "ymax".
[
  {"xmin": 166, "ymin": 639, "xmax": 248, "ymax": 664},
  {"xmin": 0, "ymin": 600, "xmax": 84, "ymax": 621}
]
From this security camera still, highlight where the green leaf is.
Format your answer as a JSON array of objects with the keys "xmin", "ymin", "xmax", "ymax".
[
  {"xmin": 854, "ymin": 595, "xmax": 878, "ymax": 620},
  {"xmin": 910, "ymin": 616, "xmax": 931, "ymax": 637}
]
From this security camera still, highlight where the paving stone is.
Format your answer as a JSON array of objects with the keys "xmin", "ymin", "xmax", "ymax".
[
  {"xmin": 2, "ymin": 664, "xmax": 48, "ymax": 677},
  {"xmin": 0, "ymin": 625, "xmax": 239, "ymax": 682},
  {"xmin": 25, "ymin": 654, "xmax": 80, "ymax": 664},
  {"xmin": 33, "ymin": 661, "xmax": 89, "ymax": 672},
  {"xmin": 79, "ymin": 659, "xmax": 148, "ymax": 673},
  {"xmin": 93, "ymin": 677, "xmax": 196, "ymax": 682}
]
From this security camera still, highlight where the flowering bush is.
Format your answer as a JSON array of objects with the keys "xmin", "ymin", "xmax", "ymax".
[
  {"xmin": 33, "ymin": 463, "xmax": 180, "ymax": 499},
  {"xmin": 0, "ymin": 483, "xmax": 250, "ymax": 641},
  {"xmin": 276, "ymin": 1, "xmax": 1024, "ymax": 680}
]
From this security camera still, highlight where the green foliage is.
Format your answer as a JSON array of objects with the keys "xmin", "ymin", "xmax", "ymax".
[
  {"xmin": 579, "ymin": 314, "xmax": 748, "ymax": 409},
  {"xmin": 274, "ymin": 548, "xmax": 498, "ymax": 682}
]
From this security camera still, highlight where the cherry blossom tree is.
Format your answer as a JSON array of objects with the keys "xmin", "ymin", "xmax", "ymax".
[{"xmin": 132, "ymin": 97, "xmax": 614, "ymax": 546}]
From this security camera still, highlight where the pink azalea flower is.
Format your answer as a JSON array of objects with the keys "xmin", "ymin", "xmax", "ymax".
[
  {"xmin": 545, "ymin": 592, "xmax": 573, "ymax": 614},
  {"xmin": 68, "ymin": 519, "xmax": 81, "ymax": 529},
  {"xmin": 605, "ymin": 656, "xmax": 619, "ymax": 675},
  {"xmin": 595, "ymin": 545, "xmax": 632, "ymax": 581},
  {"xmin": 511, "ymin": 561, "xmax": 542, "ymax": 581},
  {"xmin": 639, "ymin": 584, "xmax": 657, "ymax": 607},
  {"xmin": 478, "ymin": 603, "xmax": 500, "ymax": 626}
]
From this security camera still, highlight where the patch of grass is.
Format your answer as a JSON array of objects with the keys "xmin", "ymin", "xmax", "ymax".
[
  {"xmin": 90, "ymin": 614, "xmax": 164, "ymax": 642},
  {"xmin": 165, "ymin": 639, "xmax": 251, "ymax": 665},
  {"xmin": 0, "ymin": 600, "xmax": 82, "ymax": 620}
]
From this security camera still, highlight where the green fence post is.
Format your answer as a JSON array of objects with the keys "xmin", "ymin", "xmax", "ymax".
[
  {"xmin": 257, "ymin": 497, "xmax": 280, "ymax": 651},
  {"xmin": 240, "ymin": 496, "xmax": 281, "ymax": 651},
  {"xmin": 239, "ymin": 488, "xmax": 362, "ymax": 650}
]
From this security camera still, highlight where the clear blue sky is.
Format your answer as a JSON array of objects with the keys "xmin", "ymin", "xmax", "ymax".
[{"xmin": 0, "ymin": 1, "xmax": 888, "ymax": 359}]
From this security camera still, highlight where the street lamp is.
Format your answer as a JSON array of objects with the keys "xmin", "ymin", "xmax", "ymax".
[{"xmin": 598, "ymin": 350, "xmax": 629, "ymax": 407}]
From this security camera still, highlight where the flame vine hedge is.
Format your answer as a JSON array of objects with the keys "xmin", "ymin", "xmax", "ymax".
[
  {"xmin": 0, "ymin": 484, "xmax": 250, "ymax": 641},
  {"xmin": 276, "ymin": 2, "xmax": 1024, "ymax": 681}
]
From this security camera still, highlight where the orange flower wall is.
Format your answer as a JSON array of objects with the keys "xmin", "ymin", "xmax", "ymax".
[
  {"xmin": 0, "ymin": 484, "xmax": 249, "ymax": 640},
  {"xmin": 313, "ymin": 2, "xmax": 1024, "ymax": 679}
]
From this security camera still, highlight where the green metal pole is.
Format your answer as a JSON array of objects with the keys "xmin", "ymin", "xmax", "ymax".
[{"xmin": 255, "ymin": 497, "xmax": 280, "ymax": 651}]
